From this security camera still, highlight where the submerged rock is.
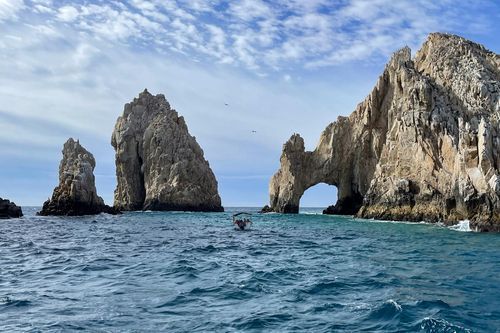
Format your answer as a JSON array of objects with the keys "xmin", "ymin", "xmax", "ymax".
[
  {"xmin": 38, "ymin": 138, "xmax": 118, "ymax": 216},
  {"xmin": 0, "ymin": 198, "xmax": 22, "ymax": 219},
  {"xmin": 266, "ymin": 33, "xmax": 500, "ymax": 231},
  {"xmin": 111, "ymin": 89, "xmax": 223, "ymax": 212}
]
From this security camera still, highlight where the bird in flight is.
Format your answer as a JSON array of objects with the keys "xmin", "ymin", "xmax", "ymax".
[
  {"xmin": 252, "ymin": 130, "xmax": 257, "ymax": 133},
  {"xmin": 224, "ymin": 103, "xmax": 229, "ymax": 106}
]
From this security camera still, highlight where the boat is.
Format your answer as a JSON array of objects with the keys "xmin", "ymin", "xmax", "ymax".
[{"xmin": 232, "ymin": 212, "xmax": 252, "ymax": 230}]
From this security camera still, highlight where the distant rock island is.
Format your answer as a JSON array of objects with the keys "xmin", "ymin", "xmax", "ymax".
[
  {"xmin": 265, "ymin": 33, "xmax": 500, "ymax": 232},
  {"xmin": 0, "ymin": 198, "xmax": 22, "ymax": 219},
  {"xmin": 111, "ymin": 89, "xmax": 223, "ymax": 212},
  {"xmin": 38, "ymin": 138, "xmax": 117, "ymax": 216}
]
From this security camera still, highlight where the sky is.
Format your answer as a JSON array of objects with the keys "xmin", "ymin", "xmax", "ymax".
[{"xmin": 0, "ymin": 0, "xmax": 499, "ymax": 208}]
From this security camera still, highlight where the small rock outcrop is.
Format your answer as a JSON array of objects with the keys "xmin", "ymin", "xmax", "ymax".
[
  {"xmin": 0, "ymin": 198, "xmax": 23, "ymax": 219},
  {"xmin": 260, "ymin": 205, "xmax": 273, "ymax": 213},
  {"xmin": 111, "ymin": 89, "xmax": 223, "ymax": 212},
  {"xmin": 38, "ymin": 138, "xmax": 117, "ymax": 216},
  {"xmin": 266, "ymin": 33, "xmax": 500, "ymax": 231}
]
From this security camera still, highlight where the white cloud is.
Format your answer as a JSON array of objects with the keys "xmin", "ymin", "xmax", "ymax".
[
  {"xmin": 0, "ymin": 0, "xmax": 24, "ymax": 21},
  {"xmin": 56, "ymin": 5, "xmax": 79, "ymax": 22},
  {"xmin": 5, "ymin": 0, "xmax": 495, "ymax": 72},
  {"xmin": 229, "ymin": 0, "xmax": 272, "ymax": 22}
]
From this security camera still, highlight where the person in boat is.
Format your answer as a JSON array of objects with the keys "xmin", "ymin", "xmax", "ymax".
[
  {"xmin": 236, "ymin": 220, "xmax": 245, "ymax": 229},
  {"xmin": 233, "ymin": 212, "xmax": 252, "ymax": 230}
]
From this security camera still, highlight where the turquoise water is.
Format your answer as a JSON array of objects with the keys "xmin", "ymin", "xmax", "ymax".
[{"xmin": 1, "ymin": 207, "xmax": 499, "ymax": 332}]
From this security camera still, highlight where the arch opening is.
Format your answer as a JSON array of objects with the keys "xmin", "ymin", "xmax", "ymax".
[{"xmin": 299, "ymin": 183, "xmax": 338, "ymax": 214}]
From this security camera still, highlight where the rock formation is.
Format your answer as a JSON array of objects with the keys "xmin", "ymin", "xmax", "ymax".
[
  {"xmin": 0, "ymin": 198, "xmax": 23, "ymax": 219},
  {"xmin": 111, "ymin": 89, "xmax": 223, "ymax": 212},
  {"xmin": 266, "ymin": 33, "xmax": 500, "ymax": 231},
  {"xmin": 38, "ymin": 138, "xmax": 117, "ymax": 216}
]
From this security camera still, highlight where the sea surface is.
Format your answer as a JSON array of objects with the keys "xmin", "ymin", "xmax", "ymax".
[{"xmin": 1, "ymin": 207, "xmax": 499, "ymax": 332}]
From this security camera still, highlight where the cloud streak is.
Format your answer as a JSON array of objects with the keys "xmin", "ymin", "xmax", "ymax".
[{"xmin": 3, "ymin": 0, "xmax": 497, "ymax": 72}]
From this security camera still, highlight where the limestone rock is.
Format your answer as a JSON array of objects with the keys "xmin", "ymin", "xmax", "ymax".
[
  {"xmin": 0, "ymin": 198, "xmax": 23, "ymax": 219},
  {"xmin": 38, "ymin": 138, "xmax": 117, "ymax": 216},
  {"xmin": 266, "ymin": 33, "xmax": 500, "ymax": 232},
  {"xmin": 111, "ymin": 89, "xmax": 223, "ymax": 212}
]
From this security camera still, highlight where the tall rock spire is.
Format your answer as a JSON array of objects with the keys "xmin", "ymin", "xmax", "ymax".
[
  {"xmin": 111, "ymin": 90, "xmax": 223, "ymax": 212},
  {"xmin": 38, "ymin": 138, "xmax": 117, "ymax": 216}
]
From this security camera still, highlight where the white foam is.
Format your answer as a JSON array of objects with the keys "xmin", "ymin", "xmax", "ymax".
[
  {"xmin": 449, "ymin": 220, "xmax": 473, "ymax": 232},
  {"xmin": 386, "ymin": 299, "xmax": 402, "ymax": 311},
  {"xmin": 355, "ymin": 218, "xmax": 433, "ymax": 226}
]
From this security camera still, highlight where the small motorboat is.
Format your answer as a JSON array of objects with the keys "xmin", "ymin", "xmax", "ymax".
[{"xmin": 232, "ymin": 212, "xmax": 252, "ymax": 230}]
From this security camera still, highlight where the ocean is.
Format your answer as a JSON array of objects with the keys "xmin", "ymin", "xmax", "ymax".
[{"xmin": 1, "ymin": 207, "xmax": 499, "ymax": 332}]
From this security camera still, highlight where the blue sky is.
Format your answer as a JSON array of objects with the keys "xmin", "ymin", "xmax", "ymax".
[{"xmin": 0, "ymin": 0, "xmax": 499, "ymax": 208}]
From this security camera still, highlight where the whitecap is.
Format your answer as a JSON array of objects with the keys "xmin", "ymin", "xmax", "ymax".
[
  {"xmin": 449, "ymin": 220, "xmax": 475, "ymax": 232},
  {"xmin": 419, "ymin": 317, "xmax": 472, "ymax": 333}
]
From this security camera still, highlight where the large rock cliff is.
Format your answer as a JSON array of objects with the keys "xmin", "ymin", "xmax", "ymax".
[
  {"xmin": 111, "ymin": 89, "xmax": 223, "ymax": 212},
  {"xmin": 0, "ymin": 198, "xmax": 23, "ymax": 219},
  {"xmin": 38, "ymin": 138, "xmax": 117, "ymax": 216},
  {"xmin": 267, "ymin": 33, "xmax": 500, "ymax": 231}
]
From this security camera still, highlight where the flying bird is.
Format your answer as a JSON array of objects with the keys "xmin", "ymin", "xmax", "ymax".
[{"xmin": 224, "ymin": 103, "xmax": 229, "ymax": 106}]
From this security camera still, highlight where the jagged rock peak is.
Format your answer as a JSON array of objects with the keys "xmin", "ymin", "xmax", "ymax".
[
  {"xmin": 112, "ymin": 90, "xmax": 223, "ymax": 212},
  {"xmin": 0, "ymin": 198, "xmax": 23, "ymax": 219},
  {"xmin": 265, "ymin": 33, "xmax": 500, "ymax": 232},
  {"xmin": 388, "ymin": 46, "xmax": 412, "ymax": 69},
  {"xmin": 38, "ymin": 138, "xmax": 118, "ymax": 216}
]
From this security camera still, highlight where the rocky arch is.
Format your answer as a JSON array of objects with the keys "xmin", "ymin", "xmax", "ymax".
[
  {"xmin": 266, "ymin": 46, "xmax": 398, "ymax": 215},
  {"xmin": 267, "ymin": 130, "xmax": 375, "ymax": 214},
  {"xmin": 265, "ymin": 33, "xmax": 500, "ymax": 233}
]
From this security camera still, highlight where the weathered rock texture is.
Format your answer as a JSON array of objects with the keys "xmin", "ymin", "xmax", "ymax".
[
  {"xmin": 267, "ymin": 33, "xmax": 500, "ymax": 231},
  {"xmin": 0, "ymin": 198, "xmax": 23, "ymax": 219},
  {"xmin": 111, "ymin": 89, "xmax": 223, "ymax": 212},
  {"xmin": 38, "ymin": 138, "xmax": 117, "ymax": 216}
]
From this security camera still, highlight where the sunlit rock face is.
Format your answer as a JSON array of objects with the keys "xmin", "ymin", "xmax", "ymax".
[
  {"xmin": 38, "ymin": 138, "xmax": 117, "ymax": 216},
  {"xmin": 267, "ymin": 33, "xmax": 500, "ymax": 231},
  {"xmin": 111, "ymin": 89, "xmax": 223, "ymax": 212}
]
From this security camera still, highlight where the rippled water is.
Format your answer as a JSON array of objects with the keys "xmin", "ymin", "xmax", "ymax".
[{"xmin": 1, "ymin": 207, "xmax": 499, "ymax": 332}]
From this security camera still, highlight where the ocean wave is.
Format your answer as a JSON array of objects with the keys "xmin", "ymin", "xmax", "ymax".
[
  {"xmin": 414, "ymin": 299, "xmax": 451, "ymax": 310},
  {"xmin": 448, "ymin": 220, "xmax": 475, "ymax": 232},
  {"xmin": 0, "ymin": 296, "xmax": 31, "ymax": 308},
  {"xmin": 417, "ymin": 317, "xmax": 472, "ymax": 333},
  {"xmin": 303, "ymin": 279, "xmax": 352, "ymax": 295},
  {"xmin": 355, "ymin": 217, "xmax": 435, "ymax": 226},
  {"xmin": 231, "ymin": 312, "xmax": 296, "ymax": 330},
  {"xmin": 366, "ymin": 299, "xmax": 403, "ymax": 320}
]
